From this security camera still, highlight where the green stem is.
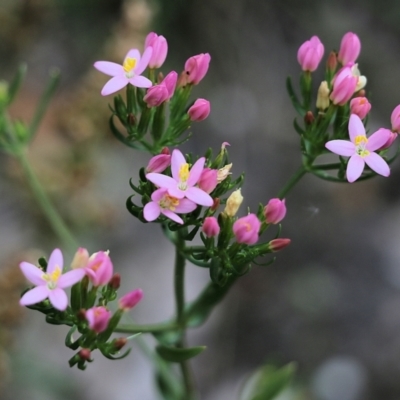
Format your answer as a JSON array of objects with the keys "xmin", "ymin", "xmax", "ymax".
[
  {"xmin": 277, "ymin": 164, "xmax": 308, "ymax": 199},
  {"xmin": 115, "ymin": 321, "xmax": 177, "ymax": 334},
  {"xmin": 16, "ymin": 148, "xmax": 78, "ymax": 251}
]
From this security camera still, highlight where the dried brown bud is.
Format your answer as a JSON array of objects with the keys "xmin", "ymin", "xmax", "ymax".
[{"xmin": 108, "ymin": 273, "xmax": 121, "ymax": 290}]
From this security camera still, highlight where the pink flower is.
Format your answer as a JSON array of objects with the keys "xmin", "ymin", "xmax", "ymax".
[
  {"xmin": 264, "ymin": 198, "xmax": 287, "ymax": 224},
  {"xmin": 144, "ymin": 84, "xmax": 169, "ymax": 107},
  {"xmin": 19, "ymin": 248, "xmax": 85, "ymax": 311},
  {"xmin": 188, "ymin": 99, "xmax": 210, "ymax": 121},
  {"xmin": 198, "ymin": 168, "xmax": 218, "ymax": 193},
  {"xmin": 202, "ymin": 216, "xmax": 220, "ymax": 237},
  {"xmin": 185, "ymin": 53, "xmax": 211, "ymax": 85},
  {"xmin": 297, "ymin": 36, "xmax": 324, "ymax": 72},
  {"xmin": 162, "ymin": 71, "xmax": 178, "ymax": 99},
  {"xmin": 338, "ymin": 32, "xmax": 361, "ymax": 65},
  {"xmin": 145, "ymin": 32, "xmax": 168, "ymax": 69},
  {"xmin": 391, "ymin": 104, "xmax": 400, "ymax": 132},
  {"xmin": 146, "ymin": 153, "xmax": 171, "ymax": 173},
  {"xmin": 325, "ymin": 114, "xmax": 391, "ymax": 182},
  {"xmin": 269, "ymin": 238, "xmax": 291, "ymax": 252},
  {"xmin": 377, "ymin": 129, "xmax": 397, "ymax": 150},
  {"xmin": 146, "ymin": 149, "xmax": 214, "ymax": 207},
  {"xmin": 119, "ymin": 289, "xmax": 143, "ymax": 311},
  {"xmin": 330, "ymin": 66, "xmax": 358, "ymax": 105},
  {"xmin": 233, "ymin": 214, "xmax": 261, "ymax": 245},
  {"xmin": 350, "ymin": 97, "xmax": 371, "ymax": 119},
  {"xmin": 85, "ymin": 251, "xmax": 113, "ymax": 287},
  {"xmin": 86, "ymin": 306, "xmax": 111, "ymax": 333},
  {"xmin": 94, "ymin": 48, "xmax": 153, "ymax": 96},
  {"xmin": 143, "ymin": 188, "xmax": 197, "ymax": 224}
]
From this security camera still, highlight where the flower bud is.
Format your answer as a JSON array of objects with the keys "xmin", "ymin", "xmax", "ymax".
[
  {"xmin": 79, "ymin": 349, "xmax": 91, "ymax": 361},
  {"xmin": 143, "ymin": 84, "xmax": 169, "ymax": 107},
  {"xmin": 350, "ymin": 97, "xmax": 371, "ymax": 119},
  {"xmin": 217, "ymin": 163, "xmax": 232, "ymax": 182},
  {"xmin": 145, "ymin": 32, "xmax": 168, "ymax": 69},
  {"xmin": 71, "ymin": 247, "xmax": 89, "ymax": 269},
  {"xmin": 86, "ymin": 251, "xmax": 113, "ymax": 287},
  {"xmin": 304, "ymin": 111, "xmax": 315, "ymax": 125},
  {"xmin": 86, "ymin": 306, "xmax": 111, "ymax": 333},
  {"xmin": 264, "ymin": 198, "xmax": 286, "ymax": 224},
  {"xmin": 211, "ymin": 197, "xmax": 220, "ymax": 211},
  {"xmin": 338, "ymin": 32, "xmax": 361, "ymax": 65},
  {"xmin": 224, "ymin": 189, "xmax": 243, "ymax": 217},
  {"xmin": 269, "ymin": 238, "xmax": 291, "ymax": 252},
  {"xmin": 202, "ymin": 216, "xmax": 220, "ymax": 237},
  {"xmin": 112, "ymin": 337, "xmax": 128, "ymax": 351},
  {"xmin": 119, "ymin": 289, "xmax": 143, "ymax": 311},
  {"xmin": 146, "ymin": 153, "xmax": 171, "ymax": 173},
  {"xmin": 377, "ymin": 128, "xmax": 397, "ymax": 150},
  {"xmin": 108, "ymin": 273, "xmax": 121, "ymax": 290},
  {"xmin": 326, "ymin": 51, "xmax": 337, "ymax": 73},
  {"xmin": 391, "ymin": 104, "xmax": 400, "ymax": 132},
  {"xmin": 330, "ymin": 67, "xmax": 357, "ymax": 105},
  {"xmin": 184, "ymin": 53, "xmax": 211, "ymax": 85},
  {"xmin": 297, "ymin": 36, "xmax": 324, "ymax": 72},
  {"xmin": 233, "ymin": 214, "xmax": 261, "ymax": 245},
  {"xmin": 161, "ymin": 71, "xmax": 178, "ymax": 99},
  {"xmin": 188, "ymin": 99, "xmax": 210, "ymax": 121},
  {"xmin": 198, "ymin": 168, "xmax": 218, "ymax": 193},
  {"xmin": 316, "ymin": 81, "xmax": 330, "ymax": 110}
]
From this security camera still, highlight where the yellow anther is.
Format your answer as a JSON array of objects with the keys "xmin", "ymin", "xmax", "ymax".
[
  {"xmin": 160, "ymin": 195, "xmax": 180, "ymax": 211},
  {"xmin": 42, "ymin": 266, "xmax": 62, "ymax": 288},
  {"xmin": 179, "ymin": 163, "xmax": 190, "ymax": 182},
  {"xmin": 355, "ymin": 135, "xmax": 368, "ymax": 146},
  {"xmin": 123, "ymin": 57, "xmax": 137, "ymax": 73}
]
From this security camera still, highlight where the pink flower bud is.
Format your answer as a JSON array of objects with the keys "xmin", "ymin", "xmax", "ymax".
[
  {"xmin": 198, "ymin": 168, "xmax": 218, "ymax": 193},
  {"xmin": 188, "ymin": 99, "xmax": 210, "ymax": 121},
  {"xmin": 79, "ymin": 348, "xmax": 91, "ymax": 361},
  {"xmin": 85, "ymin": 251, "xmax": 113, "ymax": 287},
  {"xmin": 143, "ymin": 84, "xmax": 169, "ymax": 107},
  {"xmin": 391, "ymin": 104, "xmax": 400, "ymax": 132},
  {"xmin": 86, "ymin": 306, "xmax": 111, "ymax": 333},
  {"xmin": 338, "ymin": 32, "xmax": 361, "ymax": 65},
  {"xmin": 145, "ymin": 32, "xmax": 168, "ymax": 69},
  {"xmin": 184, "ymin": 53, "xmax": 211, "ymax": 85},
  {"xmin": 146, "ymin": 153, "xmax": 171, "ymax": 173},
  {"xmin": 269, "ymin": 238, "xmax": 291, "ymax": 252},
  {"xmin": 233, "ymin": 214, "xmax": 261, "ymax": 245},
  {"xmin": 350, "ymin": 97, "xmax": 371, "ymax": 119},
  {"xmin": 202, "ymin": 216, "xmax": 220, "ymax": 237},
  {"xmin": 330, "ymin": 67, "xmax": 357, "ymax": 105},
  {"xmin": 264, "ymin": 198, "xmax": 287, "ymax": 224},
  {"xmin": 161, "ymin": 71, "xmax": 178, "ymax": 99},
  {"xmin": 297, "ymin": 36, "xmax": 324, "ymax": 72},
  {"xmin": 71, "ymin": 247, "xmax": 89, "ymax": 269},
  {"xmin": 119, "ymin": 289, "xmax": 143, "ymax": 311},
  {"xmin": 377, "ymin": 128, "xmax": 397, "ymax": 150}
]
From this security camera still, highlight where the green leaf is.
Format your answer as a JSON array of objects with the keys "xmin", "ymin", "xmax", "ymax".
[
  {"xmin": 7, "ymin": 64, "xmax": 27, "ymax": 106},
  {"xmin": 240, "ymin": 363, "xmax": 296, "ymax": 400},
  {"xmin": 286, "ymin": 77, "xmax": 305, "ymax": 116},
  {"xmin": 156, "ymin": 345, "xmax": 206, "ymax": 362}
]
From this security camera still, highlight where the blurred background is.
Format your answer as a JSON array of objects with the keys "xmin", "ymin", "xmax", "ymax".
[{"xmin": 1, "ymin": 0, "xmax": 400, "ymax": 399}]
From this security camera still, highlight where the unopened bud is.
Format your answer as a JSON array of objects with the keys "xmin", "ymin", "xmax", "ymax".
[
  {"xmin": 217, "ymin": 163, "xmax": 232, "ymax": 182},
  {"xmin": 304, "ymin": 111, "xmax": 315, "ymax": 125},
  {"xmin": 316, "ymin": 81, "xmax": 330, "ymax": 111},
  {"xmin": 224, "ymin": 189, "xmax": 243, "ymax": 217},
  {"xmin": 157, "ymin": 71, "xmax": 164, "ymax": 83},
  {"xmin": 211, "ymin": 198, "xmax": 220, "ymax": 211},
  {"xmin": 79, "ymin": 349, "xmax": 91, "ymax": 361},
  {"xmin": 108, "ymin": 273, "xmax": 121, "ymax": 290},
  {"xmin": 113, "ymin": 337, "xmax": 128, "ymax": 351},
  {"xmin": 326, "ymin": 51, "xmax": 337, "ymax": 73},
  {"xmin": 161, "ymin": 147, "xmax": 170, "ymax": 155},
  {"xmin": 128, "ymin": 113, "xmax": 136, "ymax": 126},
  {"xmin": 77, "ymin": 309, "xmax": 87, "ymax": 321},
  {"xmin": 269, "ymin": 238, "xmax": 291, "ymax": 252}
]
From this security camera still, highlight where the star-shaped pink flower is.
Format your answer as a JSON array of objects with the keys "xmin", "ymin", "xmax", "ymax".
[{"xmin": 325, "ymin": 114, "xmax": 391, "ymax": 182}]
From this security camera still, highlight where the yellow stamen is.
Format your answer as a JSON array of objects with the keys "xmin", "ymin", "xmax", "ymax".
[
  {"xmin": 179, "ymin": 163, "xmax": 190, "ymax": 182},
  {"xmin": 355, "ymin": 135, "xmax": 368, "ymax": 146},
  {"xmin": 123, "ymin": 57, "xmax": 137, "ymax": 73},
  {"xmin": 42, "ymin": 266, "xmax": 62, "ymax": 289},
  {"xmin": 160, "ymin": 195, "xmax": 180, "ymax": 211}
]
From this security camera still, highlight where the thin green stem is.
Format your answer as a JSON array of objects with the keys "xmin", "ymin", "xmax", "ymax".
[
  {"xmin": 277, "ymin": 164, "xmax": 308, "ymax": 199},
  {"xmin": 115, "ymin": 321, "xmax": 177, "ymax": 334}
]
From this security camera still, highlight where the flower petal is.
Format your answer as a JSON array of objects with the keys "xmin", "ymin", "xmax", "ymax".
[
  {"xmin": 151, "ymin": 188, "xmax": 168, "ymax": 202},
  {"xmin": 325, "ymin": 140, "xmax": 355, "ymax": 156},
  {"xmin": 58, "ymin": 269, "xmax": 86, "ymax": 288},
  {"xmin": 347, "ymin": 155, "xmax": 365, "ymax": 182},
  {"xmin": 135, "ymin": 46, "xmax": 153, "ymax": 75},
  {"xmin": 167, "ymin": 186, "xmax": 185, "ymax": 199},
  {"xmin": 188, "ymin": 157, "xmax": 205, "ymax": 186},
  {"xmin": 20, "ymin": 285, "xmax": 49, "ymax": 306},
  {"xmin": 48, "ymin": 288, "xmax": 68, "ymax": 311},
  {"xmin": 175, "ymin": 199, "xmax": 197, "ymax": 213},
  {"xmin": 171, "ymin": 149, "xmax": 186, "ymax": 181},
  {"xmin": 126, "ymin": 49, "xmax": 141, "ymax": 62},
  {"xmin": 143, "ymin": 202, "xmax": 161, "ymax": 221},
  {"xmin": 20, "ymin": 262, "xmax": 46, "ymax": 285},
  {"xmin": 146, "ymin": 173, "xmax": 176, "ymax": 189},
  {"xmin": 185, "ymin": 187, "xmax": 213, "ymax": 206},
  {"xmin": 94, "ymin": 61, "xmax": 123, "ymax": 77},
  {"xmin": 101, "ymin": 76, "xmax": 128, "ymax": 96},
  {"xmin": 349, "ymin": 114, "xmax": 365, "ymax": 142},
  {"xmin": 47, "ymin": 248, "xmax": 63, "ymax": 274},
  {"xmin": 367, "ymin": 128, "xmax": 391, "ymax": 152},
  {"xmin": 162, "ymin": 209, "xmax": 183, "ymax": 224},
  {"xmin": 130, "ymin": 75, "xmax": 152, "ymax": 88},
  {"xmin": 364, "ymin": 152, "xmax": 390, "ymax": 177}
]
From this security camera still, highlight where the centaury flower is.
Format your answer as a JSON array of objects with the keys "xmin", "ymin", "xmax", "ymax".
[
  {"xmin": 19, "ymin": 249, "xmax": 85, "ymax": 311},
  {"xmin": 325, "ymin": 114, "xmax": 391, "ymax": 182},
  {"xmin": 94, "ymin": 48, "xmax": 153, "ymax": 96}
]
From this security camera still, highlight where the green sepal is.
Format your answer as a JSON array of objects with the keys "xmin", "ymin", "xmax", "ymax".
[
  {"xmin": 293, "ymin": 118, "xmax": 305, "ymax": 135},
  {"xmin": 99, "ymin": 346, "xmax": 131, "ymax": 360},
  {"xmin": 184, "ymin": 225, "xmax": 200, "ymax": 241},
  {"xmin": 70, "ymin": 281, "xmax": 82, "ymax": 311},
  {"xmin": 156, "ymin": 345, "xmax": 206, "ymax": 362},
  {"xmin": 114, "ymin": 95, "xmax": 128, "ymax": 125},
  {"xmin": 109, "ymin": 115, "xmax": 146, "ymax": 150},
  {"xmin": 65, "ymin": 325, "xmax": 81, "ymax": 350},
  {"xmin": 129, "ymin": 177, "xmax": 144, "ymax": 195},
  {"xmin": 151, "ymin": 102, "xmax": 166, "ymax": 143},
  {"xmin": 286, "ymin": 76, "xmax": 305, "ymax": 116},
  {"xmin": 137, "ymin": 106, "xmax": 152, "ymax": 139}
]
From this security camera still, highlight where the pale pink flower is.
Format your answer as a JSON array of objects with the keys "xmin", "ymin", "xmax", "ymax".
[
  {"xmin": 143, "ymin": 188, "xmax": 197, "ymax": 224},
  {"xmin": 264, "ymin": 198, "xmax": 287, "ymax": 224},
  {"xmin": 185, "ymin": 53, "xmax": 211, "ymax": 85},
  {"xmin": 162, "ymin": 71, "xmax": 178, "ymax": 99},
  {"xmin": 145, "ymin": 32, "xmax": 168, "ymax": 69},
  {"xmin": 143, "ymin": 84, "xmax": 169, "ymax": 107},
  {"xmin": 146, "ymin": 153, "xmax": 171, "ymax": 173},
  {"xmin": 233, "ymin": 214, "xmax": 261, "ymax": 245},
  {"xmin": 146, "ymin": 149, "xmax": 214, "ymax": 207},
  {"xmin": 269, "ymin": 238, "xmax": 291, "ymax": 252},
  {"xmin": 330, "ymin": 66, "xmax": 358, "ymax": 105},
  {"xmin": 297, "ymin": 36, "xmax": 324, "ymax": 72},
  {"xmin": 391, "ymin": 104, "xmax": 400, "ymax": 132},
  {"xmin": 119, "ymin": 289, "xmax": 143, "ymax": 311},
  {"xmin": 338, "ymin": 32, "xmax": 361, "ymax": 65},
  {"xmin": 198, "ymin": 168, "xmax": 218, "ymax": 193},
  {"xmin": 325, "ymin": 114, "xmax": 391, "ymax": 182},
  {"xmin": 86, "ymin": 306, "xmax": 111, "ymax": 333},
  {"xmin": 188, "ymin": 99, "xmax": 210, "ymax": 121},
  {"xmin": 202, "ymin": 216, "xmax": 220, "ymax": 237},
  {"xmin": 19, "ymin": 248, "xmax": 85, "ymax": 311},
  {"xmin": 94, "ymin": 48, "xmax": 153, "ymax": 96},
  {"xmin": 350, "ymin": 97, "xmax": 371, "ymax": 119},
  {"xmin": 85, "ymin": 251, "xmax": 113, "ymax": 287}
]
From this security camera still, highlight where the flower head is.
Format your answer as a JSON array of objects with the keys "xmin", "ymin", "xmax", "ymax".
[
  {"xmin": 86, "ymin": 306, "xmax": 111, "ymax": 333},
  {"xmin": 391, "ymin": 104, "xmax": 400, "ymax": 132},
  {"xmin": 188, "ymin": 99, "xmax": 210, "ymax": 121},
  {"xmin": 264, "ymin": 198, "xmax": 287, "ymax": 224},
  {"xmin": 184, "ymin": 53, "xmax": 211, "ymax": 85},
  {"xmin": 118, "ymin": 289, "xmax": 143, "ymax": 311},
  {"xmin": 224, "ymin": 189, "xmax": 243, "ymax": 217},
  {"xmin": 325, "ymin": 114, "xmax": 391, "ymax": 182},
  {"xmin": 94, "ymin": 48, "xmax": 153, "ymax": 96},
  {"xmin": 145, "ymin": 32, "xmax": 168, "ymax": 69},
  {"xmin": 233, "ymin": 214, "xmax": 261, "ymax": 245},
  {"xmin": 146, "ymin": 153, "xmax": 171, "ymax": 173},
  {"xmin": 350, "ymin": 97, "xmax": 371, "ymax": 119},
  {"xmin": 338, "ymin": 32, "xmax": 361, "ymax": 65},
  {"xmin": 330, "ymin": 66, "xmax": 358, "ymax": 105},
  {"xmin": 202, "ymin": 216, "xmax": 220, "ymax": 237},
  {"xmin": 297, "ymin": 36, "xmax": 324, "ymax": 72},
  {"xmin": 85, "ymin": 251, "xmax": 113, "ymax": 287},
  {"xmin": 19, "ymin": 248, "xmax": 85, "ymax": 311},
  {"xmin": 198, "ymin": 168, "xmax": 218, "ymax": 193}
]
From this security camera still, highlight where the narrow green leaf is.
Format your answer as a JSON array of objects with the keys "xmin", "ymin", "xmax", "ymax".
[
  {"xmin": 156, "ymin": 345, "xmax": 206, "ymax": 362},
  {"xmin": 286, "ymin": 76, "xmax": 305, "ymax": 116},
  {"xmin": 7, "ymin": 63, "xmax": 27, "ymax": 106}
]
